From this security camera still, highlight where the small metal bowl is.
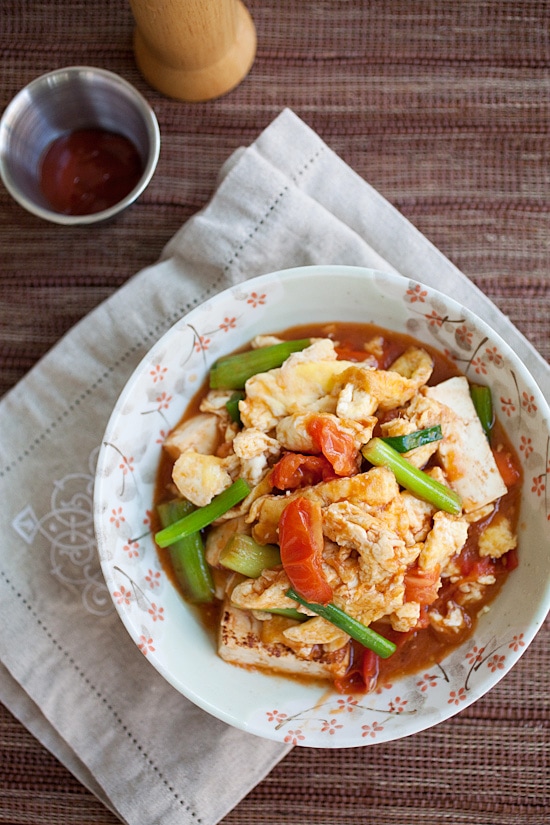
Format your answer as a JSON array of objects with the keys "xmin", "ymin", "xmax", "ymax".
[{"xmin": 0, "ymin": 66, "xmax": 160, "ymax": 225}]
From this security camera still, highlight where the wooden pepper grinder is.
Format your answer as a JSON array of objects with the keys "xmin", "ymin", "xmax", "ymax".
[{"xmin": 127, "ymin": 0, "xmax": 257, "ymax": 102}]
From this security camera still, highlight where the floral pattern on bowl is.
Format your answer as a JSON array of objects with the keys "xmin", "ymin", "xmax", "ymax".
[{"xmin": 94, "ymin": 265, "xmax": 550, "ymax": 748}]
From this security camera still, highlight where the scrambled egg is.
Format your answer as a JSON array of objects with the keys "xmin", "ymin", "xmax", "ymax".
[{"xmin": 162, "ymin": 335, "xmax": 517, "ymax": 681}]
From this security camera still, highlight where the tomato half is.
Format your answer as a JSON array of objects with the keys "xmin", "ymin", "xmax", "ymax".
[
  {"xmin": 502, "ymin": 546, "xmax": 519, "ymax": 571},
  {"xmin": 333, "ymin": 643, "xmax": 380, "ymax": 694},
  {"xmin": 492, "ymin": 448, "xmax": 522, "ymax": 488},
  {"xmin": 270, "ymin": 452, "xmax": 335, "ymax": 491},
  {"xmin": 279, "ymin": 496, "xmax": 333, "ymax": 605},
  {"xmin": 403, "ymin": 563, "xmax": 441, "ymax": 606},
  {"xmin": 456, "ymin": 544, "xmax": 496, "ymax": 581},
  {"xmin": 334, "ymin": 346, "xmax": 374, "ymax": 363},
  {"xmin": 306, "ymin": 416, "xmax": 358, "ymax": 477}
]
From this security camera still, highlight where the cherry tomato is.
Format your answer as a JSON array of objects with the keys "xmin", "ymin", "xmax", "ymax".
[
  {"xmin": 333, "ymin": 643, "xmax": 380, "ymax": 694},
  {"xmin": 403, "ymin": 563, "xmax": 441, "ymax": 606},
  {"xmin": 279, "ymin": 496, "xmax": 333, "ymax": 605},
  {"xmin": 492, "ymin": 448, "xmax": 522, "ymax": 488},
  {"xmin": 360, "ymin": 648, "xmax": 380, "ymax": 691},
  {"xmin": 456, "ymin": 544, "xmax": 496, "ymax": 581},
  {"xmin": 334, "ymin": 345, "xmax": 375, "ymax": 364},
  {"xmin": 502, "ymin": 546, "xmax": 519, "ymax": 571},
  {"xmin": 306, "ymin": 416, "xmax": 358, "ymax": 477},
  {"xmin": 334, "ymin": 337, "xmax": 403, "ymax": 369},
  {"xmin": 270, "ymin": 452, "xmax": 335, "ymax": 491}
]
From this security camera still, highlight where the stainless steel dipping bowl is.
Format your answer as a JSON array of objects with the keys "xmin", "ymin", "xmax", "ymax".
[{"xmin": 0, "ymin": 66, "xmax": 160, "ymax": 225}]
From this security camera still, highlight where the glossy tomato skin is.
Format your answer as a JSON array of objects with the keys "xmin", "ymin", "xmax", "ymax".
[
  {"xmin": 270, "ymin": 452, "xmax": 334, "ymax": 491},
  {"xmin": 492, "ymin": 448, "xmax": 522, "ymax": 488},
  {"xmin": 279, "ymin": 496, "xmax": 333, "ymax": 605},
  {"xmin": 306, "ymin": 416, "xmax": 358, "ymax": 477},
  {"xmin": 334, "ymin": 644, "xmax": 380, "ymax": 694},
  {"xmin": 403, "ymin": 563, "xmax": 442, "ymax": 606}
]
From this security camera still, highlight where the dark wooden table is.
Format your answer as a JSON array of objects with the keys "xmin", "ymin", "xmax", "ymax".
[{"xmin": 1, "ymin": 1, "xmax": 549, "ymax": 823}]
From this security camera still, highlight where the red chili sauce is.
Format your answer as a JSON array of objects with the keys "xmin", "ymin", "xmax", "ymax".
[
  {"xmin": 39, "ymin": 128, "xmax": 143, "ymax": 215},
  {"xmin": 155, "ymin": 322, "xmax": 522, "ymax": 693}
]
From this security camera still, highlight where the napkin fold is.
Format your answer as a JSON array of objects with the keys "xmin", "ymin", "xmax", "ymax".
[{"xmin": 1, "ymin": 108, "xmax": 548, "ymax": 825}]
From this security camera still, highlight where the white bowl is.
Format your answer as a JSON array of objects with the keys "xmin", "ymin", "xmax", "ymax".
[{"xmin": 94, "ymin": 265, "xmax": 550, "ymax": 748}]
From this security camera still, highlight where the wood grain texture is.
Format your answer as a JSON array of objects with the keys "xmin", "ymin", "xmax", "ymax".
[{"xmin": 129, "ymin": 0, "xmax": 257, "ymax": 100}]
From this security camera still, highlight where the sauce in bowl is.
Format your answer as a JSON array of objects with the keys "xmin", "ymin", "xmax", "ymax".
[{"xmin": 39, "ymin": 128, "xmax": 143, "ymax": 215}]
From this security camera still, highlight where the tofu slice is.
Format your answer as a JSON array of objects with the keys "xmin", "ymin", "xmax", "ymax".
[
  {"xmin": 425, "ymin": 376, "xmax": 507, "ymax": 512},
  {"xmin": 218, "ymin": 601, "xmax": 349, "ymax": 679}
]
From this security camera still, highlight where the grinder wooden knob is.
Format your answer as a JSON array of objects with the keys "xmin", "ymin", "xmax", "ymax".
[{"xmin": 128, "ymin": 0, "xmax": 257, "ymax": 102}]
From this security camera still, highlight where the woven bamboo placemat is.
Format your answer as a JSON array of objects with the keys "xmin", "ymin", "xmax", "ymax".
[{"xmin": 1, "ymin": 1, "xmax": 549, "ymax": 823}]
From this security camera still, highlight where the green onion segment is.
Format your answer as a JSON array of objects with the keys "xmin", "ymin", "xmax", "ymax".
[
  {"xmin": 470, "ymin": 384, "xmax": 494, "ymax": 438},
  {"xmin": 286, "ymin": 588, "xmax": 396, "ymax": 658},
  {"xmin": 381, "ymin": 425, "xmax": 442, "ymax": 453},
  {"xmin": 264, "ymin": 607, "xmax": 307, "ymax": 621},
  {"xmin": 209, "ymin": 339, "xmax": 311, "ymax": 390},
  {"xmin": 362, "ymin": 437, "xmax": 462, "ymax": 515},
  {"xmin": 156, "ymin": 500, "xmax": 214, "ymax": 604},
  {"xmin": 220, "ymin": 534, "xmax": 281, "ymax": 578},
  {"xmin": 225, "ymin": 391, "xmax": 245, "ymax": 424},
  {"xmin": 231, "ymin": 602, "xmax": 307, "ymax": 622},
  {"xmin": 154, "ymin": 479, "xmax": 251, "ymax": 548}
]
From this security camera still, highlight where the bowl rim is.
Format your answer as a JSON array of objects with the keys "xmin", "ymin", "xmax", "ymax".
[
  {"xmin": 94, "ymin": 264, "xmax": 550, "ymax": 746},
  {"xmin": 0, "ymin": 65, "xmax": 161, "ymax": 226}
]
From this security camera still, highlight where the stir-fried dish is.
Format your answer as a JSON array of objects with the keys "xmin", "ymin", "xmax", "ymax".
[{"xmin": 154, "ymin": 323, "xmax": 521, "ymax": 693}]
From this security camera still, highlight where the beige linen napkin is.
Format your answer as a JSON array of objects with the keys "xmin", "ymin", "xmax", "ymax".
[{"xmin": 1, "ymin": 108, "xmax": 549, "ymax": 825}]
